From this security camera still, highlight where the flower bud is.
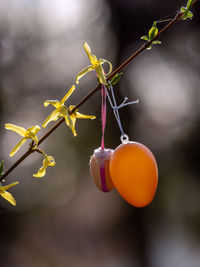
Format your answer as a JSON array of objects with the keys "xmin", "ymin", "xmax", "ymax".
[{"xmin": 89, "ymin": 147, "xmax": 114, "ymax": 192}]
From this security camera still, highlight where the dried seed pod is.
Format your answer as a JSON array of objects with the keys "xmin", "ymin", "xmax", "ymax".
[{"xmin": 90, "ymin": 147, "xmax": 114, "ymax": 192}]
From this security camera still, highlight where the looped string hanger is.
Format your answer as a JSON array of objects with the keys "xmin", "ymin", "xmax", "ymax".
[
  {"xmin": 101, "ymin": 84, "xmax": 107, "ymax": 149},
  {"xmin": 105, "ymin": 82, "xmax": 139, "ymax": 144}
]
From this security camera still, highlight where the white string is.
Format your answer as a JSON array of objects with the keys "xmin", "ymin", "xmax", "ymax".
[{"xmin": 105, "ymin": 83, "xmax": 139, "ymax": 142}]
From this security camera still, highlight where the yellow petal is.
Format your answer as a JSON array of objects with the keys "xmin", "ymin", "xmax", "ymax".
[
  {"xmin": 99, "ymin": 58, "xmax": 113, "ymax": 75},
  {"xmin": 63, "ymin": 106, "xmax": 76, "ymax": 135},
  {"xmin": 81, "ymin": 42, "xmax": 113, "ymax": 85},
  {"xmin": 61, "ymin": 106, "xmax": 75, "ymax": 127},
  {"xmin": 83, "ymin": 42, "xmax": 98, "ymax": 65},
  {"xmin": 42, "ymin": 109, "xmax": 60, "ymax": 128},
  {"xmin": 44, "ymin": 100, "xmax": 60, "ymax": 108},
  {"xmin": 69, "ymin": 115, "xmax": 77, "ymax": 136},
  {"xmin": 67, "ymin": 106, "xmax": 95, "ymax": 136},
  {"xmin": 75, "ymin": 113, "xmax": 96, "ymax": 120},
  {"xmin": 46, "ymin": 156, "xmax": 56, "ymax": 167},
  {"xmin": 33, "ymin": 165, "xmax": 46, "ymax": 178},
  {"xmin": 28, "ymin": 125, "xmax": 41, "ymax": 135},
  {"xmin": 0, "ymin": 191, "xmax": 16, "ymax": 206},
  {"xmin": 95, "ymin": 64, "xmax": 107, "ymax": 85},
  {"xmin": 60, "ymin": 85, "xmax": 76, "ymax": 105},
  {"xmin": 10, "ymin": 138, "xmax": 27, "ymax": 157},
  {"xmin": 33, "ymin": 156, "xmax": 55, "ymax": 178},
  {"xmin": 0, "ymin": 181, "xmax": 19, "ymax": 191},
  {"xmin": 69, "ymin": 105, "xmax": 76, "ymax": 110},
  {"xmin": 5, "ymin": 124, "xmax": 26, "ymax": 137},
  {"xmin": 64, "ymin": 114, "xmax": 76, "ymax": 136},
  {"xmin": 75, "ymin": 65, "xmax": 94, "ymax": 84},
  {"xmin": 70, "ymin": 115, "xmax": 77, "ymax": 136}
]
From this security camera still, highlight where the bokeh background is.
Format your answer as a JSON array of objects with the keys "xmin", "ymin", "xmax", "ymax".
[{"xmin": 1, "ymin": 0, "xmax": 200, "ymax": 266}]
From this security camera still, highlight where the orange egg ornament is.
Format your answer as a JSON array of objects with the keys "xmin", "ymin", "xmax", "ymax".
[{"xmin": 109, "ymin": 141, "xmax": 158, "ymax": 207}]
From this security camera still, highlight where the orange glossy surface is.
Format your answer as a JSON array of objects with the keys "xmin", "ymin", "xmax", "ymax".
[{"xmin": 109, "ymin": 142, "xmax": 158, "ymax": 207}]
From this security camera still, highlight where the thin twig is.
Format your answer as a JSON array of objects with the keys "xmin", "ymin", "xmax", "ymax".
[{"xmin": 0, "ymin": 5, "xmax": 197, "ymax": 182}]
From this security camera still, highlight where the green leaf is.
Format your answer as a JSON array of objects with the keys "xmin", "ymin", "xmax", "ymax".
[
  {"xmin": 0, "ymin": 160, "xmax": 4, "ymax": 176},
  {"xmin": 181, "ymin": 10, "xmax": 193, "ymax": 20},
  {"xmin": 186, "ymin": 0, "xmax": 194, "ymax": 10},
  {"xmin": 148, "ymin": 21, "xmax": 158, "ymax": 40},
  {"xmin": 110, "ymin": 72, "xmax": 123, "ymax": 86},
  {"xmin": 147, "ymin": 45, "xmax": 152, "ymax": 50},
  {"xmin": 180, "ymin": 4, "xmax": 193, "ymax": 20},
  {"xmin": 187, "ymin": 11, "xmax": 193, "ymax": 18},
  {"xmin": 152, "ymin": 40, "xmax": 162, "ymax": 45},
  {"xmin": 181, "ymin": 6, "xmax": 187, "ymax": 12},
  {"xmin": 141, "ymin": 36, "xmax": 149, "ymax": 41}
]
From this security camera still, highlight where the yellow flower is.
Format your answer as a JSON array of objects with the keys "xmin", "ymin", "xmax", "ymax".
[
  {"xmin": 42, "ymin": 85, "xmax": 95, "ymax": 136},
  {"xmin": 33, "ymin": 155, "xmax": 56, "ymax": 178},
  {"xmin": 0, "ymin": 181, "xmax": 19, "ymax": 206},
  {"xmin": 42, "ymin": 85, "xmax": 75, "ymax": 128},
  {"xmin": 75, "ymin": 42, "xmax": 112, "ymax": 85},
  {"xmin": 5, "ymin": 124, "xmax": 41, "ymax": 157},
  {"xmin": 67, "ymin": 105, "xmax": 96, "ymax": 136}
]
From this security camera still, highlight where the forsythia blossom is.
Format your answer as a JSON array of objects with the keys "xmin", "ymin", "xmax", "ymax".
[
  {"xmin": 33, "ymin": 154, "xmax": 56, "ymax": 178},
  {"xmin": 68, "ymin": 105, "xmax": 96, "ymax": 136},
  {"xmin": 5, "ymin": 124, "xmax": 41, "ymax": 156},
  {"xmin": 75, "ymin": 42, "xmax": 112, "ymax": 85},
  {"xmin": 42, "ymin": 85, "xmax": 95, "ymax": 136},
  {"xmin": 0, "ymin": 182, "xmax": 19, "ymax": 206},
  {"xmin": 42, "ymin": 85, "xmax": 75, "ymax": 129}
]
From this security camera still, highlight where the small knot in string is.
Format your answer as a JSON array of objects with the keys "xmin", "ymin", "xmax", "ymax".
[{"xmin": 105, "ymin": 82, "xmax": 139, "ymax": 143}]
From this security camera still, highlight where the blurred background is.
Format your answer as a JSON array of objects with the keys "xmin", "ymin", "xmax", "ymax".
[{"xmin": 0, "ymin": 0, "xmax": 200, "ymax": 266}]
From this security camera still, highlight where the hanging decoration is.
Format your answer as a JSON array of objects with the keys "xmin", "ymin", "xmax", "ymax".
[
  {"xmin": 110, "ymin": 140, "xmax": 158, "ymax": 207},
  {"xmin": 90, "ymin": 81, "xmax": 158, "ymax": 207},
  {"xmin": 89, "ymin": 85, "xmax": 114, "ymax": 192}
]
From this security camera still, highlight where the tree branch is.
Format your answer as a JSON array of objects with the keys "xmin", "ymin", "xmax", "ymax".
[{"xmin": 0, "ymin": 4, "xmax": 197, "ymax": 182}]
